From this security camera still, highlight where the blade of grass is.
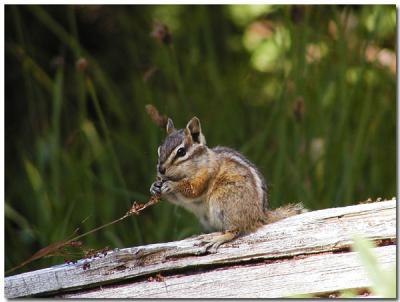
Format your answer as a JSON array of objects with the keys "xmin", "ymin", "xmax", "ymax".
[
  {"xmin": 27, "ymin": 5, "xmax": 124, "ymax": 118},
  {"xmin": 86, "ymin": 77, "xmax": 143, "ymax": 243},
  {"xmin": 352, "ymin": 235, "xmax": 396, "ymax": 298},
  {"xmin": 50, "ymin": 66, "xmax": 63, "ymax": 211}
]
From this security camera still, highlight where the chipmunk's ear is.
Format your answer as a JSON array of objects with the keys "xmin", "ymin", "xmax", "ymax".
[
  {"xmin": 166, "ymin": 118, "xmax": 175, "ymax": 135},
  {"xmin": 185, "ymin": 117, "xmax": 206, "ymax": 144}
]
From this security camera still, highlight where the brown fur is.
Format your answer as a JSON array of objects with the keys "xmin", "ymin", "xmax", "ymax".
[
  {"xmin": 175, "ymin": 168, "xmax": 210, "ymax": 199},
  {"xmin": 150, "ymin": 115, "xmax": 306, "ymax": 253},
  {"xmin": 145, "ymin": 104, "xmax": 168, "ymax": 129},
  {"xmin": 264, "ymin": 203, "xmax": 307, "ymax": 224}
]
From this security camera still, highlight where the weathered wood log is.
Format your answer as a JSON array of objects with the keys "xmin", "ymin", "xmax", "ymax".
[
  {"xmin": 5, "ymin": 200, "xmax": 396, "ymax": 298},
  {"xmin": 63, "ymin": 245, "xmax": 395, "ymax": 298}
]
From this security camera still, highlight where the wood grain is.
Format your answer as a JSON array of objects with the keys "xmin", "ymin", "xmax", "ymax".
[
  {"xmin": 5, "ymin": 200, "xmax": 396, "ymax": 298},
  {"xmin": 64, "ymin": 245, "xmax": 395, "ymax": 298}
]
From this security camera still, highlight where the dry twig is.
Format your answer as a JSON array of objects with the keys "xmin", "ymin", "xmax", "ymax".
[{"xmin": 6, "ymin": 194, "xmax": 161, "ymax": 275}]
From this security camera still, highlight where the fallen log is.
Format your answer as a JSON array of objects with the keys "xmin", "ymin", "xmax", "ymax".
[{"xmin": 5, "ymin": 199, "xmax": 396, "ymax": 298}]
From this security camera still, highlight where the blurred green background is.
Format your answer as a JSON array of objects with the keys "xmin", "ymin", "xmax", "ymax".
[{"xmin": 5, "ymin": 5, "xmax": 396, "ymax": 273}]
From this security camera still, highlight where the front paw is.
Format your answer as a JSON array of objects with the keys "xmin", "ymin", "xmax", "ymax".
[
  {"xmin": 150, "ymin": 180, "xmax": 162, "ymax": 195},
  {"xmin": 161, "ymin": 180, "xmax": 176, "ymax": 194}
]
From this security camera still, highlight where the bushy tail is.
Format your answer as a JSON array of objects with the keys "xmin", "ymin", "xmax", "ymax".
[{"xmin": 264, "ymin": 202, "xmax": 308, "ymax": 224}]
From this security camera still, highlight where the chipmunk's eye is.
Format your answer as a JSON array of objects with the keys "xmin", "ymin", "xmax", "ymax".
[{"xmin": 176, "ymin": 147, "xmax": 186, "ymax": 157}]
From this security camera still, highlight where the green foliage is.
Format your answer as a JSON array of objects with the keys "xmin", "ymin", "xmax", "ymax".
[
  {"xmin": 5, "ymin": 5, "xmax": 396, "ymax": 272},
  {"xmin": 352, "ymin": 235, "xmax": 396, "ymax": 298},
  {"xmin": 290, "ymin": 236, "xmax": 396, "ymax": 298}
]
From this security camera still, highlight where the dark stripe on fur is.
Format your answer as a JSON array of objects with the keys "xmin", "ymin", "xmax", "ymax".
[
  {"xmin": 175, "ymin": 145, "xmax": 207, "ymax": 165},
  {"xmin": 159, "ymin": 129, "xmax": 185, "ymax": 163},
  {"xmin": 213, "ymin": 146, "xmax": 268, "ymax": 209}
]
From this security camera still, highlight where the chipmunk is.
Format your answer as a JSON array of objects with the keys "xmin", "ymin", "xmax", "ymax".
[{"xmin": 150, "ymin": 116, "xmax": 306, "ymax": 254}]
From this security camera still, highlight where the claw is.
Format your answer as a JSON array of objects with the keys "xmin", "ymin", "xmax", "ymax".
[
  {"xmin": 195, "ymin": 231, "xmax": 238, "ymax": 254},
  {"xmin": 165, "ymin": 231, "xmax": 239, "ymax": 259},
  {"xmin": 197, "ymin": 237, "xmax": 224, "ymax": 254},
  {"xmin": 150, "ymin": 180, "xmax": 162, "ymax": 195},
  {"xmin": 161, "ymin": 180, "xmax": 174, "ymax": 194}
]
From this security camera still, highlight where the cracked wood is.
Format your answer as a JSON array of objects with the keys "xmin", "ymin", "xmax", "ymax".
[
  {"xmin": 5, "ymin": 199, "xmax": 396, "ymax": 298},
  {"xmin": 63, "ymin": 245, "xmax": 395, "ymax": 298}
]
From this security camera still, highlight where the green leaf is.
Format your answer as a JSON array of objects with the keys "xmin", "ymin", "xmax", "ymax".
[{"xmin": 352, "ymin": 235, "xmax": 396, "ymax": 298}]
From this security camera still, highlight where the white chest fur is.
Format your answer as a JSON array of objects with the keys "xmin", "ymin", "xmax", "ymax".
[{"xmin": 165, "ymin": 192, "xmax": 211, "ymax": 230}]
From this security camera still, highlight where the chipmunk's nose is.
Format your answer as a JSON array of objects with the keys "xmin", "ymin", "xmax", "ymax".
[{"xmin": 158, "ymin": 165, "xmax": 166, "ymax": 174}]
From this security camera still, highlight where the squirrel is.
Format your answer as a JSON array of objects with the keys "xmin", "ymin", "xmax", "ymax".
[{"xmin": 149, "ymin": 113, "xmax": 306, "ymax": 254}]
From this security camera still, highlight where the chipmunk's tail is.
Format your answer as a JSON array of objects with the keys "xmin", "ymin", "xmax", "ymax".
[{"xmin": 264, "ymin": 202, "xmax": 308, "ymax": 224}]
